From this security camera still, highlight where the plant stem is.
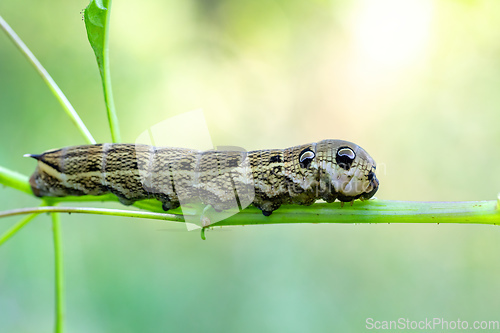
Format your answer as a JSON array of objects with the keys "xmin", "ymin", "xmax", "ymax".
[
  {"xmin": 0, "ymin": 206, "xmax": 185, "ymax": 223},
  {"xmin": 0, "ymin": 213, "xmax": 39, "ymax": 246},
  {"xmin": 0, "ymin": 15, "xmax": 96, "ymax": 145},
  {"xmin": 217, "ymin": 199, "xmax": 500, "ymax": 226},
  {"xmin": 101, "ymin": 2, "xmax": 121, "ymax": 144},
  {"xmin": 0, "ymin": 200, "xmax": 498, "ymax": 227},
  {"xmin": 0, "ymin": 166, "xmax": 32, "ymax": 195},
  {"xmin": 51, "ymin": 212, "xmax": 64, "ymax": 333}
]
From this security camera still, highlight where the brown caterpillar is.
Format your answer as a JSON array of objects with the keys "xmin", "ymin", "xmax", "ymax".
[{"xmin": 26, "ymin": 140, "xmax": 379, "ymax": 216}]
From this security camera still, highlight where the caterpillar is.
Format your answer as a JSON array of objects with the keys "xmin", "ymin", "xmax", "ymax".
[{"xmin": 26, "ymin": 139, "xmax": 379, "ymax": 217}]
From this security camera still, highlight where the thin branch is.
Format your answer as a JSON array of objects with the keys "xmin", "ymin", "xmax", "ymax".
[
  {"xmin": 0, "ymin": 15, "xmax": 96, "ymax": 145},
  {"xmin": 0, "ymin": 166, "xmax": 32, "ymax": 195},
  {"xmin": 51, "ymin": 212, "xmax": 65, "ymax": 333},
  {"xmin": 0, "ymin": 206, "xmax": 185, "ymax": 223},
  {"xmin": 0, "ymin": 200, "xmax": 498, "ymax": 229},
  {"xmin": 0, "ymin": 213, "xmax": 39, "ymax": 246},
  {"xmin": 100, "ymin": 1, "xmax": 121, "ymax": 144}
]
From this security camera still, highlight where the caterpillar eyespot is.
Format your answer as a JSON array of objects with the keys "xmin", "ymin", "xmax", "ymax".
[
  {"xmin": 26, "ymin": 139, "xmax": 379, "ymax": 217},
  {"xmin": 299, "ymin": 149, "xmax": 315, "ymax": 168},
  {"xmin": 336, "ymin": 146, "xmax": 356, "ymax": 170}
]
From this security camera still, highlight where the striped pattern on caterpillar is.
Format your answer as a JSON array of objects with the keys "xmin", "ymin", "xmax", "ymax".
[{"xmin": 26, "ymin": 139, "xmax": 379, "ymax": 216}]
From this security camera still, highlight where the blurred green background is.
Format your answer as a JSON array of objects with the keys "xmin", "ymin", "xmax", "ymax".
[{"xmin": 1, "ymin": 0, "xmax": 500, "ymax": 332}]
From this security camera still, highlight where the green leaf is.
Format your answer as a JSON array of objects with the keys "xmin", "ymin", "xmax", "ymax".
[
  {"xmin": 84, "ymin": 0, "xmax": 108, "ymax": 77},
  {"xmin": 84, "ymin": 0, "xmax": 121, "ymax": 143}
]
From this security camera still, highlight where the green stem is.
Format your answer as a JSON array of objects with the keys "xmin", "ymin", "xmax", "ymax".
[
  {"xmin": 0, "ymin": 200, "xmax": 498, "ymax": 227},
  {"xmin": 51, "ymin": 212, "xmax": 64, "ymax": 333},
  {"xmin": 0, "ymin": 206, "xmax": 185, "ymax": 223},
  {"xmin": 0, "ymin": 166, "xmax": 32, "ymax": 195},
  {"xmin": 101, "ymin": 6, "xmax": 121, "ymax": 145},
  {"xmin": 44, "ymin": 195, "xmax": 171, "ymax": 214},
  {"xmin": 0, "ymin": 15, "xmax": 96, "ymax": 145},
  {"xmin": 217, "ymin": 199, "xmax": 500, "ymax": 226},
  {"xmin": 0, "ymin": 213, "xmax": 39, "ymax": 246}
]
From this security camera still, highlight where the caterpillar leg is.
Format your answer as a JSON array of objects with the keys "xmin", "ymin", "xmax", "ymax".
[
  {"xmin": 161, "ymin": 200, "xmax": 180, "ymax": 211},
  {"xmin": 113, "ymin": 194, "xmax": 136, "ymax": 206},
  {"xmin": 253, "ymin": 201, "xmax": 281, "ymax": 217}
]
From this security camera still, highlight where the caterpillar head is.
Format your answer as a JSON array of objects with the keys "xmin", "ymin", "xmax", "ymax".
[{"xmin": 315, "ymin": 140, "xmax": 379, "ymax": 203}]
